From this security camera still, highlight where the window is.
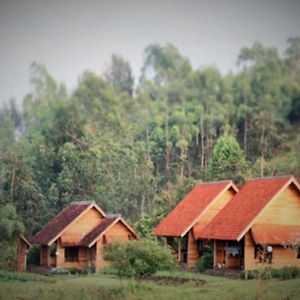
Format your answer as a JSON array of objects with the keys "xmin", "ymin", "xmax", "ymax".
[
  {"xmin": 264, "ymin": 246, "xmax": 273, "ymax": 264},
  {"xmin": 65, "ymin": 247, "xmax": 79, "ymax": 262},
  {"xmin": 254, "ymin": 244, "xmax": 263, "ymax": 260},
  {"xmin": 228, "ymin": 241, "xmax": 240, "ymax": 257}
]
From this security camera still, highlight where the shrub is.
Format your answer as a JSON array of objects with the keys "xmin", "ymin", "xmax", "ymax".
[
  {"xmin": 51, "ymin": 268, "xmax": 81, "ymax": 275},
  {"xmin": 0, "ymin": 270, "xmax": 55, "ymax": 282},
  {"xmin": 196, "ymin": 251, "xmax": 213, "ymax": 272},
  {"xmin": 84, "ymin": 261, "xmax": 96, "ymax": 274},
  {"xmin": 27, "ymin": 244, "xmax": 40, "ymax": 265},
  {"xmin": 104, "ymin": 239, "xmax": 176, "ymax": 278},
  {"xmin": 240, "ymin": 267, "xmax": 300, "ymax": 280}
]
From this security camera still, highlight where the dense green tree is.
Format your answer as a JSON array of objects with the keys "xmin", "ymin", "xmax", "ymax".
[
  {"xmin": 208, "ymin": 136, "xmax": 248, "ymax": 186},
  {"xmin": 104, "ymin": 54, "xmax": 134, "ymax": 96},
  {"xmin": 0, "ymin": 204, "xmax": 24, "ymax": 269}
]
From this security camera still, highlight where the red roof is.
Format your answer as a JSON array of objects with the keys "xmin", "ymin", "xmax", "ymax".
[
  {"xmin": 251, "ymin": 224, "xmax": 300, "ymax": 246},
  {"xmin": 153, "ymin": 180, "xmax": 236, "ymax": 237},
  {"xmin": 32, "ymin": 201, "xmax": 97, "ymax": 245},
  {"xmin": 200, "ymin": 176, "xmax": 296, "ymax": 241}
]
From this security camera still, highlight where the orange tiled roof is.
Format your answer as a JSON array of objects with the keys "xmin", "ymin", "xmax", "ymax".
[
  {"xmin": 199, "ymin": 176, "xmax": 295, "ymax": 241},
  {"xmin": 153, "ymin": 180, "xmax": 236, "ymax": 237},
  {"xmin": 251, "ymin": 224, "xmax": 300, "ymax": 246}
]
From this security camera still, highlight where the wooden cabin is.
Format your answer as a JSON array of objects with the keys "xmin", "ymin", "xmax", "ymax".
[
  {"xmin": 153, "ymin": 180, "xmax": 238, "ymax": 267},
  {"xmin": 17, "ymin": 234, "xmax": 32, "ymax": 270},
  {"xmin": 32, "ymin": 201, "xmax": 137, "ymax": 271},
  {"xmin": 199, "ymin": 176, "xmax": 300, "ymax": 270}
]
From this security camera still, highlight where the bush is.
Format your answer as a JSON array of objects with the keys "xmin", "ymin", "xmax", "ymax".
[
  {"xmin": 51, "ymin": 268, "xmax": 81, "ymax": 275},
  {"xmin": 196, "ymin": 252, "xmax": 213, "ymax": 272},
  {"xmin": 103, "ymin": 239, "xmax": 176, "ymax": 278},
  {"xmin": 0, "ymin": 270, "xmax": 55, "ymax": 282},
  {"xmin": 240, "ymin": 267, "xmax": 300, "ymax": 280},
  {"xmin": 27, "ymin": 244, "xmax": 40, "ymax": 265}
]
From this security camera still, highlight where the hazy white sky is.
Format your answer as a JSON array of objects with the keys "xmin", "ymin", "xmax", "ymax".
[{"xmin": 1, "ymin": 0, "xmax": 300, "ymax": 106}]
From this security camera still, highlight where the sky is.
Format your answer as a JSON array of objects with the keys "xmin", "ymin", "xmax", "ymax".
[{"xmin": 0, "ymin": 0, "xmax": 300, "ymax": 106}]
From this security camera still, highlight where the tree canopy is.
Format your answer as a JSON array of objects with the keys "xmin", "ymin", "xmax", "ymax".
[{"xmin": 0, "ymin": 38, "xmax": 299, "ymax": 237}]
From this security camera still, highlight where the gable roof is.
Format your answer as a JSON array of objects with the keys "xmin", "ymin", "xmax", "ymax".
[
  {"xmin": 153, "ymin": 180, "xmax": 238, "ymax": 237},
  {"xmin": 32, "ymin": 201, "xmax": 105, "ymax": 245},
  {"xmin": 251, "ymin": 224, "xmax": 300, "ymax": 246},
  {"xmin": 79, "ymin": 216, "xmax": 119, "ymax": 247},
  {"xmin": 19, "ymin": 234, "xmax": 33, "ymax": 248},
  {"xmin": 200, "ymin": 176, "xmax": 299, "ymax": 241},
  {"xmin": 78, "ymin": 215, "xmax": 137, "ymax": 247}
]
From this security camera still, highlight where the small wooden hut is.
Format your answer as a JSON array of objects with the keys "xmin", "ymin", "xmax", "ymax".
[
  {"xmin": 32, "ymin": 201, "xmax": 137, "ymax": 271},
  {"xmin": 17, "ymin": 234, "xmax": 32, "ymax": 270}
]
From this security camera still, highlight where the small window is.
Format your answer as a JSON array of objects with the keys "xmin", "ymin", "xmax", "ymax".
[
  {"xmin": 228, "ymin": 241, "xmax": 240, "ymax": 257},
  {"xmin": 65, "ymin": 247, "xmax": 79, "ymax": 262},
  {"xmin": 254, "ymin": 245, "xmax": 263, "ymax": 260},
  {"xmin": 264, "ymin": 246, "xmax": 273, "ymax": 264}
]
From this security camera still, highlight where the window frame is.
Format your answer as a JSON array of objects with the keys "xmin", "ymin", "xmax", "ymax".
[{"xmin": 65, "ymin": 247, "xmax": 79, "ymax": 262}]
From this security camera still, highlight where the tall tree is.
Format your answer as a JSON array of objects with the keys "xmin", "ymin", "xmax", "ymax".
[{"xmin": 104, "ymin": 54, "xmax": 134, "ymax": 96}]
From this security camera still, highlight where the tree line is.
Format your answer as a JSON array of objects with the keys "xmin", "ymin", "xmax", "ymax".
[{"xmin": 0, "ymin": 38, "xmax": 300, "ymax": 238}]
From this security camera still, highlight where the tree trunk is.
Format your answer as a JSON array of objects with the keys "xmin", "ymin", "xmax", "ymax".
[
  {"xmin": 10, "ymin": 168, "xmax": 15, "ymax": 203},
  {"xmin": 243, "ymin": 93, "xmax": 248, "ymax": 159},
  {"xmin": 260, "ymin": 125, "xmax": 265, "ymax": 178},
  {"xmin": 165, "ymin": 97, "xmax": 170, "ymax": 171},
  {"xmin": 141, "ymin": 193, "xmax": 145, "ymax": 214},
  {"xmin": 200, "ymin": 119, "xmax": 205, "ymax": 171}
]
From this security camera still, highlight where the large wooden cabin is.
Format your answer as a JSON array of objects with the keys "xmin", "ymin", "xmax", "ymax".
[
  {"xmin": 154, "ymin": 176, "xmax": 300, "ymax": 270},
  {"xmin": 153, "ymin": 180, "xmax": 238, "ymax": 266},
  {"xmin": 32, "ymin": 201, "xmax": 137, "ymax": 271},
  {"xmin": 200, "ymin": 176, "xmax": 300, "ymax": 270}
]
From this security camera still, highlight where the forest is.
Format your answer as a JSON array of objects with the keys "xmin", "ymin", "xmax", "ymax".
[{"xmin": 0, "ymin": 37, "xmax": 300, "ymax": 239}]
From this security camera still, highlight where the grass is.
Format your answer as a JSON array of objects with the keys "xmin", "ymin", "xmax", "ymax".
[{"xmin": 0, "ymin": 270, "xmax": 300, "ymax": 300}]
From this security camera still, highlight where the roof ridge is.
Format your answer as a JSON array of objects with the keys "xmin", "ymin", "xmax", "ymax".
[
  {"xmin": 199, "ymin": 180, "xmax": 232, "ymax": 185},
  {"xmin": 70, "ymin": 200, "xmax": 95, "ymax": 205},
  {"xmin": 247, "ymin": 175, "xmax": 294, "ymax": 182}
]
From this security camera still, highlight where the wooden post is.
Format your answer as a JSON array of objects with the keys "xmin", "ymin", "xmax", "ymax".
[
  {"xmin": 178, "ymin": 238, "xmax": 182, "ymax": 262},
  {"xmin": 225, "ymin": 241, "xmax": 228, "ymax": 267},
  {"xmin": 213, "ymin": 240, "xmax": 216, "ymax": 268}
]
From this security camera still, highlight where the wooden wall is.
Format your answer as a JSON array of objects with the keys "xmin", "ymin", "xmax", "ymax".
[
  {"xmin": 95, "ymin": 220, "xmax": 136, "ymax": 271},
  {"xmin": 186, "ymin": 188, "xmax": 235, "ymax": 268},
  {"xmin": 40, "ymin": 245, "xmax": 50, "ymax": 267},
  {"xmin": 17, "ymin": 237, "xmax": 28, "ymax": 270},
  {"xmin": 195, "ymin": 188, "xmax": 236, "ymax": 229},
  {"xmin": 244, "ymin": 231, "xmax": 300, "ymax": 270},
  {"xmin": 61, "ymin": 207, "xmax": 104, "ymax": 244},
  {"xmin": 187, "ymin": 230, "xmax": 198, "ymax": 267},
  {"xmin": 244, "ymin": 183, "xmax": 300, "ymax": 270},
  {"xmin": 51, "ymin": 217, "xmax": 136, "ymax": 271},
  {"xmin": 255, "ymin": 183, "xmax": 300, "ymax": 226}
]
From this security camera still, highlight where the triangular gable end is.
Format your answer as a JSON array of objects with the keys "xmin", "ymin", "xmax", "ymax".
[
  {"xmin": 180, "ymin": 181, "xmax": 238, "ymax": 237},
  {"xmin": 237, "ymin": 176, "xmax": 300, "ymax": 241},
  {"xmin": 47, "ymin": 202, "xmax": 106, "ymax": 246},
  {"xmin": 87, "ymin": 217, "xmax": 137, "ymax": 247}
]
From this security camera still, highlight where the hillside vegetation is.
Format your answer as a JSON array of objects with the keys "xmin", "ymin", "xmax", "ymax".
[{"xmin": 0, "ymin": 38, "xmax": 300, "ymax": 238}]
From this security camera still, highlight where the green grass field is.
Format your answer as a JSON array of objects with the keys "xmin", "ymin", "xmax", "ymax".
[{"xmin": 0, "ymin": 270, "xmax": 299, "ymax": 300}]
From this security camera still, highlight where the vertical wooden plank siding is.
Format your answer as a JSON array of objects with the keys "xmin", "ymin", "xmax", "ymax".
[
  {"xmin": 187, "ymin": 230, "xmax": 198, "ymax": 266},
  {"xmin": 243, "ymin": 184, "xmax": 300, "ymax": 270},
  {"xmin": 40, "ymin": 245, "xmax": 50, "ymax": 267},
  {"xmin": 255, "ymin": 184, "xmax": 300, "ymax": 225},
  {"xmin": 178, "ymin": 238, "xmax": 182, "ymax": 262},
  {"xmin": 17, "ymin": 237, "xmax": 27, "ymax": 270},
  {"xmin": 244, "ymin": 231, "xmax": 300, "ymax": 270},
  {"xmin": 195, "ymin": 189, "xmax": 236, "ymax": 229}
]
